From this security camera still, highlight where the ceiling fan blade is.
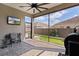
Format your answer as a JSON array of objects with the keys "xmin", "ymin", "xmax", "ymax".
[
  {"xmin": 38, "ymin": 3, "xmax": 49, "ymax": 6},
  {"xmin": 36, "ymin": 8, "xmax": 41, "ymax": 12},
  {"xmin": 33, "ymin": 9, "xmax": 35, "ymax": 13},
  {"xmin": 38, "ymin": 7, "xmax": 48, "ymax": 10},
  {"xmin": 19, "ymin": 6, "xmax": 31, "ymax": 7},
  {"xmin": 27, "ymin": 8, "xmax": 32, "ymax": 11},
  {"xmin": 27, "ymin": 3, "xmax": 31, "ymax": 6}
]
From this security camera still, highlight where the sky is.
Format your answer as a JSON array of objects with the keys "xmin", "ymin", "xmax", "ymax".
[{"xmin": 25, "ymin": 6, "xmax": 79, "ymax": 26}]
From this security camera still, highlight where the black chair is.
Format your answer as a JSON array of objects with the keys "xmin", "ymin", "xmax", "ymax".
[
  {"xmin": 64, "ymin": 33, "xmax": 79, "ymax": 56},
  {"xmin": 1, "ymin": 33, "xmax": 12, "ymax": 48}
]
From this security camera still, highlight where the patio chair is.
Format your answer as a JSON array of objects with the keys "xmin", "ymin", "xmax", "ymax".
[
  {"xmin": 0, "ymin": 33, "xmax": 21, "ymax": 49},
  {"xmin": 0, "ymin": 33, "xmax": 12, "ymax": 48},
  {"xmin": 64, "ymin": 33, "xmax": 79, "ymax": 56},
  {"xmin": 10, "ymin": 33, "xmax": 21, "ymax": 43}
]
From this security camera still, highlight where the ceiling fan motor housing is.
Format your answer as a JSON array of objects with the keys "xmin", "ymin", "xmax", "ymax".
[{"xmin": 31, "ymin": 3, "xmax": 38, "ymax": 8}]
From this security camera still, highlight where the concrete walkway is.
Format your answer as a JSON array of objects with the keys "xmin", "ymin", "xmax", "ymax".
[
  {"xmin": 21, "ymin": 49, "xmax": 59, "ymax": 56},
  {"xmin": 23, "ymin": 39, "xmax": 64, "ymax": 49},
  {"xmin": 21, "ymin": 39, "xmax": 65, "ymax": 56}
]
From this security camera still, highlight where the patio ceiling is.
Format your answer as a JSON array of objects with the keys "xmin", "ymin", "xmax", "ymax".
[{"xmin": 2, "ymin": 3, "xmax": 79, "ymax": 18}]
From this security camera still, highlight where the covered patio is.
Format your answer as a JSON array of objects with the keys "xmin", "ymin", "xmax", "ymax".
[{"xmin": 0, "ymin": 3, "xmax": 79, "ymax": 56}]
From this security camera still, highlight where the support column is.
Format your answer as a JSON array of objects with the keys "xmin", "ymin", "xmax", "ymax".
[
  {"xmin": 48, "ymin": 14, "xmax": 50, "ymax": 42},
  {"xmin": 31, "ymin": 17, "xmax": 34, "ymax": 39}
]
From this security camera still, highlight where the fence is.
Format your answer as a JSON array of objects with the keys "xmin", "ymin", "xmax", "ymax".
[{"xmin": 34, "ymin": 28, "xmax": 74, "ymax": 38}]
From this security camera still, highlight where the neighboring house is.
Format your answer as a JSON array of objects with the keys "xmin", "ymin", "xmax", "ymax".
[
  {"xmin": 25, "ymin": 22, "xmax": 48, "ymax": 33},
  {"xmin": 51, "ymin": 16, "xmax": 79, "ymax": 28},
  {"xmin": 34, "ymin": 22, "xmax": 48, "ymax": 28}
]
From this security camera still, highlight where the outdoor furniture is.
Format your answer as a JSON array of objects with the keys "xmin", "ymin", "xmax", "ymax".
[
  {"xmin": 0, "ymin": 33, "xmax": 21, "ymax": 49},
  {"xmin": 0, "ymin": 33, "xmax": 12, "ymax": 48},
  {"xmin": 10, "ymin": 33, "xmax": 21, "ymax": 43},
  {"xmin": 0, "ymin": 39, "xmax": 4, "ymax": 48},
  {"xmin": 64, "ymin": 33, "xmax": 79, "ymax": 56}
]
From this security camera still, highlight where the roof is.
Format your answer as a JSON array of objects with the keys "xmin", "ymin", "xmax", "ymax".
[{"xmin": 52, "ymin": 16, "xmax": 79, "ymax": 28}]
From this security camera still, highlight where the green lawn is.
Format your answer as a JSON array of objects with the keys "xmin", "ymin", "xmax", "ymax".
[{"xmin": 39, "ymin": 35, "xmax": 64, "ymax": 46}]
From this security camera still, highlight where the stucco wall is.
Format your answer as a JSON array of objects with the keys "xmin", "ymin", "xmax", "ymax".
[{"xmin": 0, "ymin": 4, "xmax": 27, "ymax": 40}]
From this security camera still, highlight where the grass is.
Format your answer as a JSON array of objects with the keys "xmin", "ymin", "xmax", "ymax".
[
  {"xmin": 40, "ymin": 35, "xmax": 48, "ymax": 42},
  {"xmin": 39, "ymin": 35, "xmax": 64, "ymax": 46}
]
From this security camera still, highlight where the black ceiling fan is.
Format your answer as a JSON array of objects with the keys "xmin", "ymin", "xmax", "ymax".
[{"xmin": 19, "ymin": 3, "xmax": 49, "ymax": 13}]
